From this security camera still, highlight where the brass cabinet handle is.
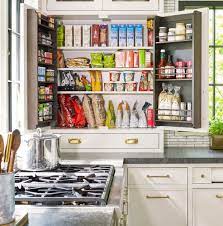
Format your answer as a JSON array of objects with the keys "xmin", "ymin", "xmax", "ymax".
[
  {"xmin": 146, "ymin": 195, "xmax": 170, "ymax": 199},
  {"xmin": 147, "ymin": 174, "xmax": 170, "ymax": 178},
  {"xmin": 216, "ymin": 195, "xmax": 223, "ymax": 199},
  {"xmin": 125, "ymin": 138, "xmax": 138, "ymax": 144},
  {"xmin": 68, "ymin": 138, "xmax": 82, "ymax": 144}
]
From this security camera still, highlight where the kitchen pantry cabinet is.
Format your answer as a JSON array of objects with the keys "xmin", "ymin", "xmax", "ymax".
[
  {"xmin": 22, "ymin": 6, "xmax": 208, "ymax": 130},
  {"xmin": 45, "ymin": 0, "xmax": 161, "ymax": 13}
]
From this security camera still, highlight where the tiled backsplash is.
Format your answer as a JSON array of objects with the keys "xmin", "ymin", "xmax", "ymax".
[
  {"xmin": 165, "ymin": 130, "xmax": 210, "ymax": 147},
  {"xmin": 164, "ymin": 0, "xmax": 177, "ymax": 12}
]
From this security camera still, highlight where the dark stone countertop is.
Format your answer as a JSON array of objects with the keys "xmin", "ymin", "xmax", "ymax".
[
  {"xmin": 61, "ymin": 147, "xmax": 223, "ymax": 165},
  {"xmin": 124, "ymin": 147, "xmax": 223, "ymax": 164}
]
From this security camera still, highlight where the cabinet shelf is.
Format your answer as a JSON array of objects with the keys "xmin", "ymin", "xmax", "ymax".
[
  {"xmin": 156, "ymin": 119, "xmax": 192, "ymax": 124},
  {"xmin": 57, "ymin": 46, "xmax": 153, "ymax": 51},
  {"xmin": 38, "ymin": 23, "xmax": 55, "ymax": 31},
  {"xmin": 57, "ymin": 67, "xmax": 153, "ymax": 72},
  {"xmin": 155, "ymin": 39, "xmax": 192, "ymax": 45},
  {"xmin": 156, "ymin": 78, "xmax": 192, "ymax": 81},
  {"xmin": 57, "ymin": 91, "xmax": 153, "ymax": 95},
  {"xmin": 38, "ymin": 43, "xmax": 53, "ymax": 48}
]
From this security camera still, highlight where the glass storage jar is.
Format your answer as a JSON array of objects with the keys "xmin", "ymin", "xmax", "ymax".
[
  {"xmin": 159, "ymin": 27, "xmax": 167, "ymax": 42},
  {"xmin": 168, "ymin": 28, "xmax": 176, "ymax": 42},
  {"xmin": 175, "ymin": 23, "xmax": 185, "ymax": 41}
]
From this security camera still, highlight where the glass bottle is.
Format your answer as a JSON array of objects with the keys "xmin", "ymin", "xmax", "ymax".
[
  {"xmin": 158, "ymin": 49, "xmax": 166, "ymax": 79},
  {"xmin": 165, "ymin": 55, "xmax": 175, "ymax": 79}
]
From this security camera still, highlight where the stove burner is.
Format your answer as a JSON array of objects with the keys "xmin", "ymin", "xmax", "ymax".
[{"xmin": 15, "ymin": 164, "xmax": 115, "ymax": 206}]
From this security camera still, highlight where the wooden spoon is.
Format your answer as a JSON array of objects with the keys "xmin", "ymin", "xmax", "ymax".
[
  {"xmin": 7, "ymin": 130, "xmax": 21, "ymax": 173},
  {"xmin": 0, "ymin": 135, "xmax": 4, "ymax": 173}
]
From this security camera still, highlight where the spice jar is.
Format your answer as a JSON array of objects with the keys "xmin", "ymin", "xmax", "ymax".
[
  {"xmin": 175, "ymin": 23, "xmax": 185, "ymax": 41},
  {"xmin": 186, "ymin": 24, "xmax": 193, "ymax": 40},
  {"xmin": 168, "ymin": 28, "xmax": 176, "ymax": 42},
  {"xmin": 159, "ymin": 27, "xmax": 167, "ymax": 42},
  {"xmin": 175, "ymin": 61, "xmax": 186, "ymax": 79},
  {"xmin": 186, "ymin": 61, "xmax": 192, "ymax": 78}
]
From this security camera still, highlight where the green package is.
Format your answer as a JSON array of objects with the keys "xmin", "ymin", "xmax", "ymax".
[
  {"xmin": 103, "ymin": 54, "xmax": 115, "ymax": 68},
  {"xmin": 105, "ymin": 100, "xmax": 116, "ymax": 128},
  {"xmin": 57, "ymin": 20, "xmax": 64, "ymax": 47},
  {"xmin": 139, "ymin": 50, "xmax": 146, "ymax": 68},
  {"xmin": 91, "ymin": 52, "xmax": 103, "ymax": 68}
]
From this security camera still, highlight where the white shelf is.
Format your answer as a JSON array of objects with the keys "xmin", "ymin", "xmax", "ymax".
[
  {"xmin": 58, "ymin": 46, "xmax": 153, "ymax": 51},
  {"xmin": 57, "ymin": 91, "xmax": 153, "ymax": 95},
  {"xmin": 57, "ymin": 67, "xmax": 153, "ymax": 71}
]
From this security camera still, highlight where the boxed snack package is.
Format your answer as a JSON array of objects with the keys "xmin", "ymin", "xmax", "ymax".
[
  {"xmin": 127, "ymin": 24, "xmax": 135, "ymax": 47},
  {"xmin": 135, "ymin": 24, "xmax": 143, "ymax": 47},
  {"xmin": 82, "ymin": 25, "xmax": 91, "ymax": 47},
  {"xmin": 100, "ymin": 24, "xmax": 108, "ymax": 47},
  {"xmin": 115, "ymin": 51, "xmax": 126, "ymax": 68},
  {"xmin": 92, "ymin": 24, "xmax": 100, "ymax": 47},
  {"xmin": 125, "ymin": 50, "xmax": 134, "ymax": 68},
  {"xmin": 139, "ymin": 49, "xmax": 146, "ymax": 68},
  {"xmin": 73, "ymin": 25, "xmax": 82, "ymax": 47},
  {"xmin": 110, "ymin": 24, "xmax": 119, "ymax": 47},
  {"xmin": 65, "ymin": 25, "xmax": 73, "ymax": 47},
  {"xmin": 119, "ymin": 25, "xmax": 127, "ymax": 47}
]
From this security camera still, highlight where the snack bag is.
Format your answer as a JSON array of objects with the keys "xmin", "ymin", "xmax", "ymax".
[
  {"xmin": 121, "ymin": 101, "xmax": 130, "ymax": 128},
  {"xmin": 105, "ymin": 100, "xmax": 116, "ymax": 128},
  {"xmin": 82, "ymin": 95, "xmax": 96, "ymax": 128},
  {"xmin": 92, "ymin": 95, "xmax": 106, "ymax": 127},
  {"xmin": 172, "ymin": 86, "xmax": 181, "ymax": 120},
  {"xmin": 130, "ymin": 101, "xmax": 139, "ymax": 128},
  {"xmin": 70, "ymin": 96, "xmax": 86, "ymax": 128},
  {"xmin": 116, "ymin": 102, "xmax": 123, "ymax": 128},
  {"xmin": 138, "ymin": 102, "xmax": 149, "ymax": 128},
  {"xmin": 165, "ymin": 84, "xmax": 174, "ymax": 120},
  {"xmin": 158, "ymin": 83, "xmax": 168, "ymax": 120}
]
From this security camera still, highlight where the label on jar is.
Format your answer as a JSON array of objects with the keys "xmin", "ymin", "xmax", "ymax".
[{"xmin": 165, "ymin": 65, "xmax": 175, "ymax": 78}]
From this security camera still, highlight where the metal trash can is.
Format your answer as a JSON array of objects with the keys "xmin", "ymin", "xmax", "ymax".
[{"xmin": 0, "ymin": 173, "xmax": 15, "ymax": 225}]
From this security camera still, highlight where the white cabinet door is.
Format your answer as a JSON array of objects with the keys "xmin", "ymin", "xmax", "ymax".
[
  {"xmin": 103, "ymin": 0, "xmax": 160, "ymax": 11},
  {"xmin": 193, "ymin": 189, "xmax": 223, "ymax": 226},
  {"xmin": 128, "ymin": 189, "xmax": 187, "ymax": 226},
  {"xmin": 46, "ymin": 0, "xmax": 102, "ymax": 11}
]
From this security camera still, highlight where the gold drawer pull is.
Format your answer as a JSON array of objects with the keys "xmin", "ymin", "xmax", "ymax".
[
  {"xmin": 125, "ymin": 138, "xmax": 138, "ymax": 144},
  {"xmin": 147, "ymin": 174, "xmax": 170, "ymax": 178},
  {"xmin": 216, "ymin": 195, "xmax": 223, "ymax": 199},
  {"xmin": 146, "ymin": 195, "xmax": 170, "ymax": 199},
  {"xmin": 68, "ymin": 138, "xmax": 82, "ymax": 144}
]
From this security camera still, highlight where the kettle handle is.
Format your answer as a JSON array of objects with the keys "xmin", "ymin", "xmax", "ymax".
[{"xmin": 36, "ymin": 128, "xmax": 42, "ymax": 137}]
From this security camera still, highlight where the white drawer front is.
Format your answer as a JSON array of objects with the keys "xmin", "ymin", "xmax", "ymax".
[
  {"xmin": 128, "ymin": 189, "xmax": 187, "ymax": 226},
  {"xmin": 60, "ymin": 133, "xmax": 160, "ymax": 150},
  {"xmin": 211, "ymin": 168, "xmax": 223, "ymax": 182},
  {"xmin": 192, "ymin": 168, "xmax": 211, "ymax": 184},
  {"xmin": 128, "ymin": 168, "xmax": 187, "ymax": 185}
]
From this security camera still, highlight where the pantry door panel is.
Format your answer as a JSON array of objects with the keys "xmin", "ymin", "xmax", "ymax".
[
  {"xmin": 103, "ymin": 0, "xmax": 159, "ymax": 11},
  {"xmin": 46, "ymin": 0, "xmax": 103, "ymax": 11}
]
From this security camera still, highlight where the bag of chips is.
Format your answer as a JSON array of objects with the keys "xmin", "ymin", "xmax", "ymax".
[
  {"xmin": 82, "ymin": 95, "xmax": 96, "ymax": 128},
  {"xmin": 121, "ymin": 101, "xmax": 130, "ymax": 128},
  {"xmin": 130, "ymin": 101, "xmax": 139, "ymax": 128},
  {"xmin": 105, "ymin": 100, "xmax": 116, "ymax": 128}
]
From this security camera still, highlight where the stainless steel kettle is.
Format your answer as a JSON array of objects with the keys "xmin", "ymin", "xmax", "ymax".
[{"xmin": 17, "ymin": 128, "xmax": 59, "ymax": 171}]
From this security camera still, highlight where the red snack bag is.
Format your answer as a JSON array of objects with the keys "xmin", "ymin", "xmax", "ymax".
[
  {"xmin": 92, "ymin": 24, "xmax": 100, "ymax": 47},
  {"xmin": 58, "ymin": 94, "xmax": 74, "ymax": 128},
  {"xmin": 70, "ymin": 96, "xmax": 86, "ymax": 128}
]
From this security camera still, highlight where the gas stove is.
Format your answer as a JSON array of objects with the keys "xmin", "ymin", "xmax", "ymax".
[{"xmin": 15, "ymin": 165, "xmax": 115, "ymax": 206}]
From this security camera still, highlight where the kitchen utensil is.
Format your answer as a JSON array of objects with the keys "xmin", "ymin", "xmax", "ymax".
[
  {"xmin": 7, "ymin": 130, "xmax": 21, "ymax": 173},
  {"xmin": 0, "ymin": 135, "xmax": 4, "ymax": 173},
  {"xmin": 16, "ymin": 128, "xmax": 59, "ymax": 171},
  {"xmin": 4, "ymin": 133, "xmax": 12, "ymax": 163}
]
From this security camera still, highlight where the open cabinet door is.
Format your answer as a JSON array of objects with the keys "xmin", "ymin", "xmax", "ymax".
[{"xmin": 154, "ymin": 9, "xmax": 209, "ymax": 130}]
